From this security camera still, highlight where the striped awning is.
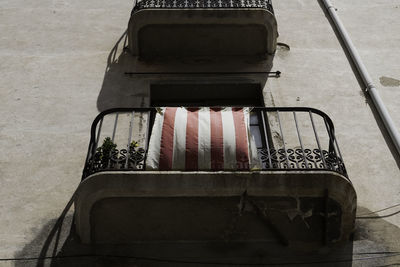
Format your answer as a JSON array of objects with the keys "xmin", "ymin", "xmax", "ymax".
[{"xmin": 146, "ymin": 107, "xmax": 260, "ymax": 171}]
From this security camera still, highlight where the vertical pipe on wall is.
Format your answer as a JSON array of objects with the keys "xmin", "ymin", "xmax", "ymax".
[{"xmin": 322, "ymin": 0, "xmax": 400, "ymax": 156}]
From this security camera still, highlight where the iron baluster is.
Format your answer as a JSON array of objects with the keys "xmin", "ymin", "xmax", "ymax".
[
  {"xmin": 260, "ymin": 110, "xmax": 273, "ymax": 169},
  {"xmin": 126, "ymin": 112, "xmax": 135, "ymax": 169},
  {"xmin": 293, "ymin": 112, "xmax": 308, "ymax": 169},
  {"xmin": 309, "ymin": 111, "xmax": 327, "ymax": 169},
  {"xmin": 276, "ymin": 110, "xmax": 290, "ymax": 169}
]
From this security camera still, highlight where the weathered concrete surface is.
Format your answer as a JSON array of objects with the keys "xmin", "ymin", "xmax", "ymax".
[
  {"xmin": 0, "ymin": 0, "xmax": 399, "ymax": 266},
  {"xmin": 74, "ymin": 171, "xmax": 355, "ymax": 244},
  {"xmin": 128, "ymin": 9, "xmax": 277, "ymax": 58}
]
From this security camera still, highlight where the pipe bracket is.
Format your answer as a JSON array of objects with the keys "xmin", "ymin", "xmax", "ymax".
[{"xmin": 365, "ymin": 83, "xmax": 375, "ymax": 93}]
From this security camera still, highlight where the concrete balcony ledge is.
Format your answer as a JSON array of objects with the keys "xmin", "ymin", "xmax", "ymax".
[
  {"xmin": 74, "ymin": 170, "xmax": 356, "ymax": 245},
  {"xmin": 127, "ymin": 1, "xmax": 278, "ymax": 60}
]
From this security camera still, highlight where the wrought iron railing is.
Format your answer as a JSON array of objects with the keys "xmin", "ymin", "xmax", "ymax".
[
  {"xmin": 133, "ymin": 0, "xmax": 274, "ymax": 12},
  {"xmin": 82, "ymin": 107, "xmax": 347, "ymax": 179}
]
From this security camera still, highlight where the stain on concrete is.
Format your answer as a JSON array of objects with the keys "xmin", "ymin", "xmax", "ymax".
[
  {"xmin": 269, "ymin": 91, "xmax": 276, "ymax": 107},
  {"xmin": 380, "ymin": 76, "xmax": 400, "ymax": 87}
]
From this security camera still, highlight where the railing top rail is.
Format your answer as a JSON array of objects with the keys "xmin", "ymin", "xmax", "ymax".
[
  {"xmin": 88, "ymin": 107, "xmax": 336, "ymax": 145},
  {"xmin": 88, "ymin": 108, "xmax": 154, "ymax": 151},
  {"xmin": 89, "ymin": 107, "xmax": 335, "ymax": 137}
]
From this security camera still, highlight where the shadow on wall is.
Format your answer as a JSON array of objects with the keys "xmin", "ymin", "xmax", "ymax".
[
  {"xmin": 97, "ymin": 30, "xmax": 148, "ymax": 111},
  {"xmin": 14, "ymin": 198, "xmax": 400, "ymax": 267},
  {"xmin": 97, "ymin": 30, "xmax": 277, "ymax": 111}
]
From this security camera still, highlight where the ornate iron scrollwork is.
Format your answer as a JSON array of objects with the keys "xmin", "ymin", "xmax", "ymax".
[
  {"xmin": 258, "ymin": 148, "xmax": 347, "ymax": 177},
  {"xmin": 134, "ymin": 0, "xmax": 274, "ymax": 11},
  {"xmin": 85, "ymin": 147, "xmax": 146, "ymax": 176}
]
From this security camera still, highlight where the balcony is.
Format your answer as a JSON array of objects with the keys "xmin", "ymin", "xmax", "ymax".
[
  {"xmin": 75, "ymin": 107, "xmax": 356, "ymax": 246},
  {"xmin": 127, "ymin": 0, "xmax": 278, "ymax": 60}
]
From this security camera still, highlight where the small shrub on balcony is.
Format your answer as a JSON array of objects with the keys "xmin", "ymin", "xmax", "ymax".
[
  {"xmin": 130, "ymin": 140, "xmax": 139, "ymax": 151},
  {"xmin": 96, "ymin": 137, "xmax": 117, "ymax": 166}
]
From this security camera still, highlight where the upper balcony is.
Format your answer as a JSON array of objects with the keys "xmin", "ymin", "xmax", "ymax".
[
  {"xmin": 75, "ymin": 107, "xmax": 356, "ymax": 247},
  {"xmin": 127, "ymin": 0, "xmax": 278, "ymax": 61}
]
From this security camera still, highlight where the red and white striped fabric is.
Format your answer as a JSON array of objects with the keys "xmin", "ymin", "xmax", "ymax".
[{"xmin": 146, "ymin": 107, "xmax": 260, "ymax": 171}]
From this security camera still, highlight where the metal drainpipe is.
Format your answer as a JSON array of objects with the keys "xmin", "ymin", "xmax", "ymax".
[{"xmin": 322, "ymin": 0, "xmax": 400, "ymax": 156}]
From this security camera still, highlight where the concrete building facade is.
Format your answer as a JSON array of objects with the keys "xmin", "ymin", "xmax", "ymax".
[{"xmin": 0, "ymin": 0, "xmax": 399, "ymax": 266}]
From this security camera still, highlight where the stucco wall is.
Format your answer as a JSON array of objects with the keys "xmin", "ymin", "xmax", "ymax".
[{"xmin": 0, "ymin": 0, "xmax": 399, "ymax": 266}]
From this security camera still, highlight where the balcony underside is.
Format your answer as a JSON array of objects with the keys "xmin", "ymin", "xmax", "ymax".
[
  {"xmin": 128, "ymin": 8, "xmax": 278, "ymax": 60},
  {"xmin": 74, "ymin": 170, "xmax": 356, "ymax": 246}
]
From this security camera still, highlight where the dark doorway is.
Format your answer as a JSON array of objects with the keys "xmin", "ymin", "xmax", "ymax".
[{"xmin": 150, "ymin": 83, "xmax": 264, "ymax": 107}]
